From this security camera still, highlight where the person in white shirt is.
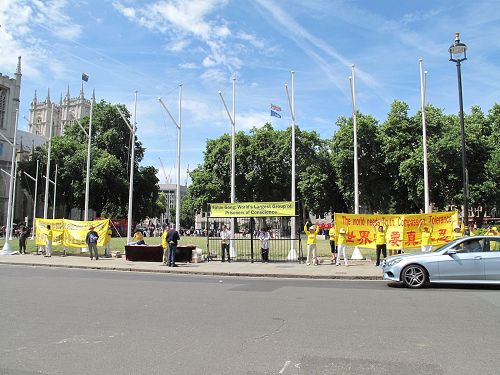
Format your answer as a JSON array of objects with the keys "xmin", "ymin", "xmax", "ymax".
[
  {"xmin": 220, "ymin": 225, "xmax": 231, "ymax": 262},
  {"xmin": 259, "ymin": 227, "xmax": 271, "ymax": 263}
]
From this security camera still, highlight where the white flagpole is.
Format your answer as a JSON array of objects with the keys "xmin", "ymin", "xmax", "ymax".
[
  {"xmin": 127, "ymin": 91, "xmax": 138, "ymax": 244},
  {"xmin": 218, "ymin": 78, "xmax": 237, "ymax": 258},
  {"xmin": 84, "ymin": 92, "xmax": 94, "ymax": 221},
  {"xmin": 176, "ymin": 84, "xmax": 182, "ymax": 231},
  {"xmin": 52, "ymin": 164, "xmax": 58, "ymax": 219},
  {"xmin": 43, "ymin": 104, "xmax": 54, "ymax": 219},
  {"xmin": 284, "ymin": 71, "xmax": 297, "ymax": 260},
  {"xmin": 30, "ymin": 160, "xmax": 39, "ymax": 240},
  {"xmin": 9, "ymin": 158, "xmax": 18, "ymax": 240},
  {"xmin": 349, "ymin": 65, "xmax": 363, "ymax": 260},
  {"xmin": 0, "ymin": 109, "xmax": 19, "ymax": 253},
  {"xmin": 419, "ymin": 59, "xmax": 430, "ymax": 213},
  {"xmin": 349, "ymin": 65, "xmax": 359, "ymax": 214}
]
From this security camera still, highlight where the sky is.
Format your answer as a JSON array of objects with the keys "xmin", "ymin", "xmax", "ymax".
[{"xmin": 1, "ymin": 0, "xmax": 499, "ymax": 186}]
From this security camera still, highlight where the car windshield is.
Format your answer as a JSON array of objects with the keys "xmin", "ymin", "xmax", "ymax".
[{"xmin": 431, "ymin": 239, "xmax": 461, "ymax": 252}]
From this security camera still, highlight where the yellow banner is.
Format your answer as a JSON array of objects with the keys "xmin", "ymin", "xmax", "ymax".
[
  {"xmin": 35, "ymin": 219, "xmax": 110, "ymax": 247},
  {"xmin": 333, "ymin": 212, "xmax": 459, "ymax": 249},
  {"xmin": 210, "ymin": 201, "xmax": 295, "ymax": 217}
]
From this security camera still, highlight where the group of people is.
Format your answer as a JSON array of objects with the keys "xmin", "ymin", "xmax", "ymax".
[
  {"xmin": 218, "ymin": 225, "xmax": 273, "ymax": 263},
  {"xmin": 306, "ymin": 218, "xmax": 448, "ymax": 267}
]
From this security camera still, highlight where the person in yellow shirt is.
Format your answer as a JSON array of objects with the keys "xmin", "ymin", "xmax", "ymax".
[
  {"xmin": 418, "ymin": 220, "xmax": 434, "ymax": 252},
  {"xmin": 304, "ymin": 220, "xmax": 319, "ymax": 266},
  {"xmin": 133, "ymin": 229, "xmax": 145, "ymax": 245},
  {"xmin": 373, "ymin": 220, "xmax": 388, "ymax": 266},
  {"xmin": 44, "ymin": 225, "xmax": 53, "ymax": 257},
  {"xmin": 105, "ymin": 228, "xmax": 112, "ymax": 257},
  {"xmin": 161, "ymin": 224, "xmax": 169, "ymax": 265},
  {"xmin": 328, "ymin": 221, "xmax": 337, "ymax": 264},
  {"xmin": 336, "ymin": 227, "xmax": 349, "ymax": 266},
  {"xmin": 452, "ymin": 224, "xmax": 463, "ymax": 240}
]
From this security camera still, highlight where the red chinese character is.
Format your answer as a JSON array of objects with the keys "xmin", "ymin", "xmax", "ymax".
[
  {"xmin": 347, "ymin": 231, "xmax": 356, "ymax": 243},
  {"xmin": 389, "ymin": 231, "xmax": 401, "ymax": 247},
  {"xmin": 357, "ymin": 230, "xmax": 373, "ymax": 245},
  {"xmin": 437, "ymin": 228, "xmax": 449, "ymax": 242},
  {"xmin": 405, "ymin": 230, "xmax": 418, "ymax": 246}
]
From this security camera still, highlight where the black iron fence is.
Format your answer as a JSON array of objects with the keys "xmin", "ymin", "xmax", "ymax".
[{"xmin": 206, "ymin": 216, "xmax": 302, "ymax": 262}]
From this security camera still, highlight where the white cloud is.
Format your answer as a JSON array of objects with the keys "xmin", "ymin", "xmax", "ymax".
[
  {"xmin": 200, "ymin": 68, "xmax": 227, "ymax": 84},
  {"xmin": 0, "ymin": 0, "xmax": 82, "ymax": 78},
  {"xmin": 235, "ymin": 111, "xmax": 270, "ymax": 130},
  {"xmin": 179, "ymin": 62, "xmax": 198, "ymax": 69},
  {"xmin": 167, "ymin": 39, "xmax": 190, "ymax": 52},
  {"xmin": 112, "ymin": 0, "xmax": 253, "ymax": 74}
]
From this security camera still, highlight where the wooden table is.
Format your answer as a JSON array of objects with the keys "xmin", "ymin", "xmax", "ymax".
[{"xmin": 125, "ymin": 244, "xmax": 195, "ymax": 262}]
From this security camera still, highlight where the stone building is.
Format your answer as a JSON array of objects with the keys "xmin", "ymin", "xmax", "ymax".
[{"xmin": 28, "ymin": 84, "xmax": 93, "ymax": 137}]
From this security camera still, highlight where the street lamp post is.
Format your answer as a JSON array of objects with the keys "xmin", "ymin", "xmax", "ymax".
[{"xmin": 449, "ymin": 32, "xmax": 468, "ymax": 227}]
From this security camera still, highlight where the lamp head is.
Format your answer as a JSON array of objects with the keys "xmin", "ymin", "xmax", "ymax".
[{"xmin": 449, "ymin": 32, "xmax": 467, "ymax": 62}]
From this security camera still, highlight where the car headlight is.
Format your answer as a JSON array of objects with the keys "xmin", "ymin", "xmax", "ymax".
[{"xmin": 386, "ymin": 258, "xmax": 403, "ymax": 267}]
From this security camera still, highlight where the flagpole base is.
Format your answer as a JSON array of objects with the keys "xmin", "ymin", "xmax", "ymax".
[
  {"xmin": 0, "ymin": 240, "xmax": 17, "ymax": 255},
  {"xmin": 350, "ymin": 246, "xmax": 364, "ymax": 260}
]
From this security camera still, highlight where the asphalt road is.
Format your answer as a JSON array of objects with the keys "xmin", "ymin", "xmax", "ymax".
[{"xmin": 1, "ymin": 266, "xmax": 500, "ymax": 375}]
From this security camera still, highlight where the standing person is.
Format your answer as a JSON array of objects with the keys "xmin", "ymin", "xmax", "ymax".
[
  {"xmin": 418, "ymin": 220, "xmax": 434, "ymax": 252},
  {"xmin": 161, "ymin": 224, "xmax": 169, "ymax": 265},
  {"xmin": 220, "ymin": 225, "xmax": 231, "ymax": 262},
  {"xmin": 44, "ymin": 225, "xmax": 53, "ymax": 257},
  {"xmin": 18, "ymin": 225, "xmax": 28, "ymax": 254},
  {"xmin": 336, "ymin": 227, "xmax": 349, "ymax": 266},
  {"xmin": 86, "ymin": 226, "xmax": 99, "ymax": 260},
  {"xmin": 453, "ymin": 223, "xmax": 463, "ymax": 240},
  {"xmin": 104, "ymin": 227, "xmax": 112, "ymax": 257},
  {"xmin": 259, "ymin": 227, "xmax": 271, "ymax": 263},
  {"xmin": 328, "ymin": 221, "xmax": 337, "ymax": 264},
  {"xmin": 304, "ymin": 220, "xmax": 319, "ymax": 266},
  {"xmin": 166, "ymin": 224, "xmax": 180, "ymax": 267},
  {"xmin": 373, "ymin": 220, "xmax": 388, "ymax": 267}
]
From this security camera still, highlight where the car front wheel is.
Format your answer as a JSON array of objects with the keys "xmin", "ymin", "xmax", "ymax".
[{"xmin": 402, "ymin": 264, "xmax": 427, "ymax": 288}]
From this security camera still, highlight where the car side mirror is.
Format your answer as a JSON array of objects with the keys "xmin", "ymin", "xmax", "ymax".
[{"xmin": 447, "ymin": 249, "xmax": 457, "ymax": 255}]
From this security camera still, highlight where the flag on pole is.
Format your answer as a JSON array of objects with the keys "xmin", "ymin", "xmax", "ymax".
[
  {"xmin": 82, "ymin": 73, "xmax": 89, "ymax": 82},
  {"xmin": 271, "ymin": 104, "xmax": 282, "ymax": 112},
  {"xmin": 270, "ymin": 110, "xmax": 281, "ymax": 118}
]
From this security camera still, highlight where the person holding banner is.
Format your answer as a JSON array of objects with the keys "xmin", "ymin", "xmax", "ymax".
[
  {"xmin": 304, "ymin": 220, "xmax": 319, "ymax": 266},
  {"xmin": 85, "ymin": 226, "xmax": 99, "ymax": 260},
  {"xmin": 336, "ymin": 227, "xmax": 349, "ymax": 266},
  {"xmin": 418, "ymin": 220, "xmax": 434, "ymax": 252},
  {"xmin": 373, "ymin": 220, "xmax": 388, "ymax": 267},
  {"xmin": 453, "ymin": 224, "xmax": 463, "ymax": 240},
  {"xmin": 44, "ymin": 225, "xmax": 53, "ymax": 257}
]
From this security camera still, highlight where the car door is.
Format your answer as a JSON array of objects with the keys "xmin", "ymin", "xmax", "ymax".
[
  {"xmin": 436, "ymin": 238, "xmax": 485, "ymax": 281},
  {"xmin": 482, "ymin": 238, "xmax": 500, "ymax": 281}
]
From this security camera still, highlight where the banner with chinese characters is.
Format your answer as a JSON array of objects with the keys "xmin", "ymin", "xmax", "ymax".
[
  {"xmin": 209, "ymin": 201, "xmax": 295, "ymax": 217},
  {"xmin": 333, "ymin": 212, "xmax": 459, "ymax": 249}
]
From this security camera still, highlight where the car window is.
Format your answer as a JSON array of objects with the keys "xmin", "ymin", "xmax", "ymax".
[
  {"xmin": 454, "ymin": 239, "xmax": 483, "ymax": 253},
  {"xmin": 484, "ymin": 239, "xmax": 500, "ymax": 252}
]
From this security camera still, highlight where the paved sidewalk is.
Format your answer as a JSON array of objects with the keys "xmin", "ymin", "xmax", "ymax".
[{"xmin": 0, "ymin": 253, "xmax": 384, "ymax": 280}]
